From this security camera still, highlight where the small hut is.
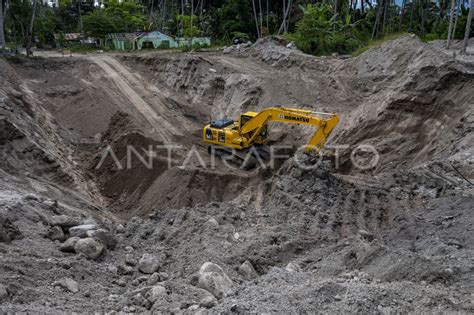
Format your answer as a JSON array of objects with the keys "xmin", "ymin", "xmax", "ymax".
[
  {"xmin": 109, "ymin": 32, "xmax": 144, "ymax": 51},
  {"xmin": 137, "ymin": 31, "xmax": 177, "ymax": 49}
]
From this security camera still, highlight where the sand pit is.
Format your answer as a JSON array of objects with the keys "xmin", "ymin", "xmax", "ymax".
[{"xmin": 0, "ymin": 36, "xmax": 473, "ymax": 312}]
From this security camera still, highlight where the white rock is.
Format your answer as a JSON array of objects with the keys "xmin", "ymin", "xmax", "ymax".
[
  {"xmin": 74, "ymin": 237, "xmax": 104, "ymax": 260},
  {"xmin": 69, "ymin": 224, "xmax": 96, "ymax": 238},
  {"xmin": 206, "ymin": 218, "xmax": 219, "ymax": 227},
  {"xmin": 238, "ymin": 260, "xmax": 258, "ymax": 280},
  {"xmin": 285, "ymin": 262, "xmax": 301, "ymax": 272},
  {"xmin": 198, "ymin": 262, "xmax": 233, "ymax": 299},
  {"xmin": 54, "ymin": 277, "xmax": 79, "ymax": 293},
  {"xmin": 138, "ymin": 253, "xmax": 160, "ymax": 274}
]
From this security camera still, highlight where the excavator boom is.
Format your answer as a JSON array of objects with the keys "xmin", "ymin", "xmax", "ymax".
[
  {"xmin": 203, "ymin": 107, "xmax": 339, "ymax": 166},
  {"xmin": 239, "ymin": 107, "xmax": 339, "ymax": 153}
]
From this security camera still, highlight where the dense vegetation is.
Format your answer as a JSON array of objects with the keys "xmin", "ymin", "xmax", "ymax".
[{"xmin": 0, "ymin": 0, "xmax": 473, "ymax": 56}]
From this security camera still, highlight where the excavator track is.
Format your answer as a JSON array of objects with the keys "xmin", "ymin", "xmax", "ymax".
[{"xmin": 208, "ymin": 145, "xmax": 268, "ymax": 170}]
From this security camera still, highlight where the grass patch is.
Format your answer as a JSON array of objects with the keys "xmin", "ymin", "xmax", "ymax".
[
  {"xmin": 68, "ymin": 43, "xmax": 113, "ymax": 54},
  {"xmin": 351, "ymin": 33, "xmax": 411, "ymax": 57}
]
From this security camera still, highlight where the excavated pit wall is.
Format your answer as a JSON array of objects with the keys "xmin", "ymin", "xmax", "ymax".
[{"xmin": 0, "ymin": 36, "xmax": 473, "ymax": 312}]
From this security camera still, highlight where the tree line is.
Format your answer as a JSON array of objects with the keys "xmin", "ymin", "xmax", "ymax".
[{"xmin": 0, "ymin": 0, "xmax": 473, "ymax": 56}]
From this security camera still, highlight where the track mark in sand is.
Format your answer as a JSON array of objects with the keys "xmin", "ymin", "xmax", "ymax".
[
  {"xmin": 90, "ymin": 56, "xmax": 180, "ymax": 143},
  {"xmin": 102, "ymin": 57, "xmax": 187, "ymax": 137}
]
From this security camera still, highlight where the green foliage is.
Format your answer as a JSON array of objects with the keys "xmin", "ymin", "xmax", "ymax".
[
  {"xmin": 3, "ymin": 0, "xmax": 473, "ymax": 56},
  {"xmin": 83, "ymin": 0, "xmax": 146, "ymax": 39},
  {"xmin": 5, "ymin": 0, "xmax": 31, "ymax": 43},
  {"xmin": 34, "ymin": 8, "xmax": 59, "ymax": 47},
  {"xmin": 287, "ymin": 3, "xmax": 364, "ymax": 55},
  {"xmin": 211, "ymin": 0, "xmax": 255, "ymax": 40},
  {"xmin": 68, "ymin": 42, "xmax": 112, "ymax": 53},
  {"xmin": 176, "ymin": 14, "xmax": 202, "ymax": 37}
]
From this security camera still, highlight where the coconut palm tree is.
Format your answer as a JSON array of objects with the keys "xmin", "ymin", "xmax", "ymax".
[
  {"xmin": 461, "ymin": 0, "xmax": 473, "ymax": 54},
  {"xmin": 0, "ymin": 0, "xmax": 5, "ymax": 54}
]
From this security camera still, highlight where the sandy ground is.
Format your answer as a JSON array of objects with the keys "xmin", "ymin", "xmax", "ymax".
[{"xmin": 0, "ymin": 36, "xmax": 473, "ymax": 312}]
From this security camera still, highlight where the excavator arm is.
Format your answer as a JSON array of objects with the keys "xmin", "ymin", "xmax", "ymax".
[{"xmin": 240, "ymin": 107, "xmax": 339, "ymax": 153}]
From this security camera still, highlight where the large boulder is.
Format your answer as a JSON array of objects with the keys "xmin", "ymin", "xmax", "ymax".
[
  {"xmin": 87, "ymin": 229, "xmax": 117, "ymax": 250},
  {"xmin": 45, "ymin": 226, "xmax": 66, "ymax": 242},
  {"xmin": 60, "ymin": 237, "xmax": 80, "ymax": 253},
  {"xmin": 49, "ymin": 215, "xmax": 81, "ymax": 229},
  {"xmin": 198, "ymin": 262, "xmax": 233, "ymax": 299},
  {"xmin": 74, "ymin": 237, "xmax": 104, "ymax": 260},
  {"xmin": 138, "ymin": 253, "xmax": 160, "ymax": 274}
]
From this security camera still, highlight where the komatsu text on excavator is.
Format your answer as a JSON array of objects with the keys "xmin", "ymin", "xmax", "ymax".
[{"xmin": 203, "ymin": 107, "xmax": 339, "ymax": 167}]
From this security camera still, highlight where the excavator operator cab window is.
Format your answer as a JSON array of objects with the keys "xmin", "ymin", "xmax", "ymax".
[
  {"xmin": 240, "ymin": 114, "xmax": 268, "ymax": 139},
  {"xmin": 240, "ymin": 115, "xmax": 253, "ymax": 129}
]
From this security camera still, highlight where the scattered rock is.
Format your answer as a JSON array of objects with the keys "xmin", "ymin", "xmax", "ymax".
[
  {"xmin": 188, "ymin": 304, "xmax": 200, "ymax": 311},
  {"xmin": 223, "ymin": 46, "xmax": 234, "ymax": 54},
  {"xmin": 74, "ymin": 237, "xmax": 104, "ymax": 260},
  {"xmin": 146, "ymin": 285, "xmax": 167, "ymax": 303},
  {"xmin": 132, "ymin": 293, "xmax": 149, "ymax": 308},
  {"xmin": 116, "ymin": 224, "xmax": 125, "ymax": 234},
  {"xmin": 45, "ymin": 226, "xmax": 66, "ymax": 242},
  {"xmin": 0, "ymin": 284, "xmax": 8, "ymax": 301},
  {"xmin": 116, "ymin": 278, "xmax": 127, "ymax": 287},
  {"xmin": 54, "ymin": 278, "xmax": 79, "ymax": 293},
  {"xmin": 49, "ymin": 215, "xmax": 80, "ymax": 229},
  {"xmin": 239, "ymin": 260, "xmax": 258, "ymax": 280},
  {"xmin": 148, "ymin": 273, "xmax": 160, "ymax": 285},
  {"xmin": 358, "ymin": 229, "xmax": 375, "ymax": 241},
  {"xmin": 138, "ymin": 253, "xmax": 160, "ymax": 274},
  {"xmin": 59, "ymin": 237, "xmax": 80, "ymax": 253},
  {"xmin": 158, "ymin": 272, "xmax": 169, "ymax": 281},
  {"xmin": 198, "ymin": 262, "xmax": 233, "ymax": 299},
  {"xmin": 200, "ymin": 295, "xmax": 218, "ymax": 308},
  {"xmin": 0, "ymin": 217, "xmax": 22, "ymax": 243},
  {"xmin": 87, "ymin": 229, "xmax": 117, "ymax": 250},
  {"xmin": 125, "ymin": 254, "xmax": 137, "ymax": 266},
  {"xmin": 205, "ymin": 217, "xmax": 219, "ymax": 228},
  {"xmin": 118, "ymin": 265, "xmax": 134, "ymax": 275},
  {"xmin": 285, "ymin": 262, "xmax": 301, "ymax": 272},
  {"xmin": 69, "ymin": 224, "xmax": 96, "ymax": 238}
]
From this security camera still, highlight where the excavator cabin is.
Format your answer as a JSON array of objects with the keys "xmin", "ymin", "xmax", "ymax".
[{"xmin": 204, "ymin": 111, "xmax": 268, "ymax": 150}]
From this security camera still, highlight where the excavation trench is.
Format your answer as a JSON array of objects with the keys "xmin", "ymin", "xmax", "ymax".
[{"xmin": 0, "ymin": 36, "xmax": 473, "ymax": 313}]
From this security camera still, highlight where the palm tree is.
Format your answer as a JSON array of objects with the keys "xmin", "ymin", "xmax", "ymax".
[
  {"xmin": 446, "ymin": 0, "xmax": 456, "ymax": 48},
  {"xmin": 0, "ymin": 0, "xmax": 5, "ymax": 54},
  {"xmin": 26, "ymin": 0, "xmax": 37, "ymax": 57},
  {"xmin": 461, "ymin": 0, "xmax": 473, "ymax": 54}
]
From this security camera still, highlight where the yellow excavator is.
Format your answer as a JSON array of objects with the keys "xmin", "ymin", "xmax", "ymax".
[{"xmin": 203, "ymin": 107, "xmax": 339, "ymax": 167}]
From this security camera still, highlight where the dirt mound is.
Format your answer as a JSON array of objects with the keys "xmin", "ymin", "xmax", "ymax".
[
  {"xmin": 335, "ymin": 36, "xmax": 474, "ymax": 178},
  {"xmin": 240, "ymin": 36, "xmax": 314, "ymax": 67}
]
